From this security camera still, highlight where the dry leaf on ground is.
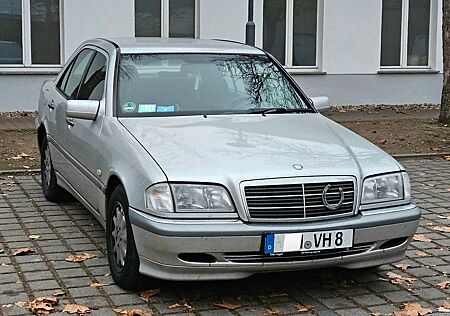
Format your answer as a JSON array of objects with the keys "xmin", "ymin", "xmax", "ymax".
[
  {"xmin": 62, "ymin": 304, "xmax": 90, "ymax": 314},
  {"xmin": 265, "ymin": 307, "xmax": 280, "ymax": 315},
  {"xmin": 444, "ymin": 156, "xmax": 450, "ymax": 161},
  {"xmin": 168, "ymin": 300, "xmax": 194, "ymax": 312},
  {"xmin": 0, "ymin": 249, "xmax": 4, "ymax": 254},
  {"xmin": 29, "ymin": 235, "xmax": 40, "ymax": 240},
  {"xmin": 412, "ymin": 234, "xmax": 431, "ymax": 242},
  {"xmin": 2, "ymin": 304, "xmax": 13, "ymax": 308},
  {"xmin": 394, "ymin": 263, "xmax": 412, "ymax": 271},
  {"xmin": 437, "ymin": 281, "xmax": 450, "ymax": 289},
  {"xmin": 438, "ymin": 301, "xmax": 450, "ymax": 313},
  {"xmin": 15, "ymin": 301, "xmax": 28, "ymax": 307},
  {"xmin": 437, "ymin": 215, "xmax": 450, "ymax": 219},
  {"xmin": 294, "ymin": 304, "xmax": 314, "ymax": 313},
  {"xmin": 212, "ymin": 301, "xmax": 241, "ymax": 310},
  {"xmin": 90, "ymin": 283, "xmax": 108, "ymax": 288},
  {"xmin": 139, "ymin": 289, "xmax": 161, "ymax": 302},
  {"xmin": 394, "ymin": 302, "xmax": 432, "ymax": 316},
  {"xmin": 431, "ymin": 226, "xmax": 450, "ymax": 233},
  {"xmin": 27, "ymin": 297, "xmax": 59, "ymax": 315},
  {"xmin": 416, "ymin": 251, "xmax": 429, "ymax": 257},
  {"xmin": 13, "ymin": 248, "xmax": 34, "ymax": 256},
  {"xmin": 65, "ymin": 253, "xmax": 97, "ymax": 263},
  {"xmin": 52, "ymin": 290, "xmax": 66, "ymax": 297},
  {"xmin": 386, "ymin": 272, "xmax": 416, "ymax": 285},
  {"xmin": 113, "ymin": 308, "xmax": 152, "ymax": 316}
]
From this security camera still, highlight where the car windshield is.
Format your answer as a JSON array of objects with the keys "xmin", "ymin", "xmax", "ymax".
[{"xmin": 117, "ymin": 53, "xmax": 311, "ymax": 117}]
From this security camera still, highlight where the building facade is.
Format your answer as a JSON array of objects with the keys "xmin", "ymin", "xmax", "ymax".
[{"xmin": 0, "ymin": 0, "xmax": 443, "ymax": 112}]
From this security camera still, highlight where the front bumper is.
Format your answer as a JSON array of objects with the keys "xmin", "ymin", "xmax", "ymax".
[{"xmin": 129, "ymin": 204, "xmax": 420, "ymax": 281}]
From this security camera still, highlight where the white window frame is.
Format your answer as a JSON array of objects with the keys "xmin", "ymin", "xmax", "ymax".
[
  {"xmin": 261, "ymin": 0, "xmax": 324, "ymax": 73},
  {"xmin": 0, "ymin": 0, "xmax": 63, "ymax": 70},
  {"xmin": 161, "ymin": 0, "xmax": 200, "ymax": 38},
  {"xmin": 380, "ymin": 0, "xmax": 437, "ymax": 70}
]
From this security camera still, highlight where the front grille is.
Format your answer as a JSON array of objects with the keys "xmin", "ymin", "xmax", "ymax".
[
  {"xmin": 244, "ymin": 180, "xmax": 355, "ymax": 220},
  {"xmin": 223, "ymin": 244, "xmax": 373, "ymax": 263}
]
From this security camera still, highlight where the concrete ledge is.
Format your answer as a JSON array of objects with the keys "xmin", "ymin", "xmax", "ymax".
[
  {"xmin": 393, "ymin": 152, "xmax": 450, "ymax": 159},
  {"xmin": 0, "ymin": 169, "xmax": 40, "ymax": 175}
]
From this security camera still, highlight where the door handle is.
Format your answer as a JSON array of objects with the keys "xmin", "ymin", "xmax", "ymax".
[
  {"xmin": 66, "ymin": 117, "xmax": 74, "ymax": 127},
  {"xmin": 47, "ymin": 100, "xmax": 55, "ymax": 110}
]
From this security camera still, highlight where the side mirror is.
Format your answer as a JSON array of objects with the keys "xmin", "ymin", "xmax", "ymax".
[
  {"xmin": 66, "ymin": 100, "xmax": 100, "ymax": 120},
  {"xmin": 310, "ymin": 96, "xmax": 331, "ymax": 113}
]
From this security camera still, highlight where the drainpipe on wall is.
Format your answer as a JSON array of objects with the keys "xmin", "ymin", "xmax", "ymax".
[{"xmin": 245, "ymin": 0, "xmax": 255, "ymax": 46}]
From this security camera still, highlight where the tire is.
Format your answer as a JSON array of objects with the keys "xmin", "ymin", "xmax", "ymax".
[
  {"xmin": 106, "ymin": 185, "xmax": 141, "ymax": 290},
  {"xmin": 40, "ymin": 136, "xmax": 67, "ymax": 202}
]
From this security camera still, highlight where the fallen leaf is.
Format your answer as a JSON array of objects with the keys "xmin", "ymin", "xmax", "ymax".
[
  {"xmin": 0, "ymin": 249, "xmax": 4, "ymax": 254},
  {"xmin": 394, "ymin": 302, "xmax": 432, "ymax": 316},
  {"xmin": 265, "ymin": 307, "xmax": 280, "ymax": 315},
  {"xmin": 52, "ymin": 290, "xmax": 66, "ymax": 297},
  {"xmin": 212, "ymin": 301, "xmax": 241, "ymax": 310},
  {"xmin": 412, "ymin": 234, "xmax": 431, "ymax": 242},
  {"xmin": 27, "ymin": 297, "xmax": 59, "ymax": 315},
  {"xmin": 438, "ymin": 301, "xmax": 450, "ymax": 313},
  {"xmin": 23, "ymin": 166, "xmax": 30, "ymax": 169},
  {"xmin": 15, "ymin": 301, "xmax": 27, "ymax": 307},
  {"xmin": 62, "ymin": 304, "xmax": 90, "ymax": 314},
  {"xmin": 13, "ymin": 248, "xmax": 34, "ymax": 256},
  {"xmin": 29, "ymin": 235, "xmax": 41, "ymax": 240},
  {"xmin": 2, "ymin": 304, "xmax": 13, "ymax": 308},
  {"xmin": 139, "ymin": 289, "xmax": 161, "ymax": 302},
  {"xmin": 294, "ymin": 303, "xmax": 314, "ymax": 313},
  {"xmin": 437, "ymin": 281, "xmax": 450, "ymax": 289},
  {"xmin": 431, "ymin": 226, "xmax": 450, "ymax": 233},
  {"xmin": 437, "ymin": 215, "xmax": 450, "ymax": 219},
  {"xmin": 416, "ymin": 251, "xmax": 429, "ymax": 257},
  {"xmin": 65, "ymin": 253, "xmax": 97, "ymax": 263},
  {"xmin": 113, "ymin": 308, "xmax": 152, "ymax": 316},
  {"xmin": 395, "ymin": 263, "xmax": 411, "ymax": 271},
  {"xmin": 386, "ymin": 272, "xmax": 416, "ymax": 285},
  {"xmin": 90, "ymin": 283, "xmax": 107, "ymax": 288},
  {"xmin": 168, "ymin": 300, "xmax": 194, "ymax": 312},
  {"xmin": 378, "ymin": 139, "xmax": 387, "ymax": 145},
  {"xmin": 443, "ymin": 156, "xmax": 450, "ymax": 161}
]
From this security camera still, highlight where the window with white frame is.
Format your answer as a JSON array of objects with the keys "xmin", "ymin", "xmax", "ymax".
[
  {"xmin": 0, "ymin": 0, "xmax": 60, "ymax": 66},
  {"xmin": 263, "ymin": 0, "xmax": 320, "ymax": 68},
  {"xmin": 381, "ymin": 0, "xmax": 432, "ymax": 68},
  {"xmin": 135, "ymin": 0, "xmax": 198, "ymax": 38}
]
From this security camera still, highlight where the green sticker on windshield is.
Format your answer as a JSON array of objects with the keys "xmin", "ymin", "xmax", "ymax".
[{"xmin": 122, "ymin": 102, "xmax": 137, "ymax": 112}]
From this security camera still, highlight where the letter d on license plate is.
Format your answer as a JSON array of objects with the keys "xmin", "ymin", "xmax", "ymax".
[{"xmin": 264, "ymin": 229, "xmax": 353, "ymax": 255}]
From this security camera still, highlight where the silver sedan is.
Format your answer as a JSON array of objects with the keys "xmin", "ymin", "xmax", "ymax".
[{"xmin": 36, "ymin": 38, "xmax": 420, "ymax": 289}]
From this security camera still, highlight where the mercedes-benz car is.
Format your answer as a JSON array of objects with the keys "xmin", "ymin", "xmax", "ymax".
[{"xmin": 36, "ymin": 38, "xmax": 421, "ymax": 289}]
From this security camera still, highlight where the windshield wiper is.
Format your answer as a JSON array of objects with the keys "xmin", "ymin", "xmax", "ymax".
[{"xmin": 248, "ymin": 107, "xmax": 311, "ymax": 116}]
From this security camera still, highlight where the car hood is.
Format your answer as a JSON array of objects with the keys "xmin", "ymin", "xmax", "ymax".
[{"xmin": 118, "ymin": 114, "xmax": 401, "ymax": 184}]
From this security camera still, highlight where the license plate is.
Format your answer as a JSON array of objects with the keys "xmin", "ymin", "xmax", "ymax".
[{"xmin": 264, "ymin": 229, "xmax": 353, "ymax": 255}]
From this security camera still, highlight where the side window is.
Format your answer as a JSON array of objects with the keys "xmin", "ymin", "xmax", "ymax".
[
  {"xmin": 56, "ymin": 62, "xmax": 74, "ymax": 92},
  {"xmin": 78, "ymin": 52, "xmax": 107, "ymax": 101},
  {"xmin": 63, "ymin": 49, "xmax": 95, "ymax": 99}
]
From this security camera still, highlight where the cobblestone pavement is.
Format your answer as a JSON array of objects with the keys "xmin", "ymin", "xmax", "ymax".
[{"xmin": 0, "ymin": 159, "xmax": 449, "ymax": 316}]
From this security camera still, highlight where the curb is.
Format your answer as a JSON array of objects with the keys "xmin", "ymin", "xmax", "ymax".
[
  {"xmin": 392, "ymin": 152, "xmax": 450, "ymax": 159},
  {"xmin": 0, "ymin": 169, "xmax": 40, "ymax": 176}
]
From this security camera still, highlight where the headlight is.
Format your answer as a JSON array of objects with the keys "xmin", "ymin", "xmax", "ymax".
[
  {"xmin": 171, "ymin": 184, "xmax": 234, "ymax": 212},
  {"xmin": 145, "ymin": 183, "xmax": 235, "ymax": 214},
  {"xmin": 361, "ymin": 172, "xmax": 410, "ymax": 205}
]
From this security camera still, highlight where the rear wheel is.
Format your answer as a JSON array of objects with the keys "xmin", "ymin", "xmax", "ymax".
[
  {"xmin": 40, "ymin": 136, "xmax": 67, "ymax": 202},
  {"xmin": 106, "ymin": 185, "xmax": 142, "ymax": 289}
]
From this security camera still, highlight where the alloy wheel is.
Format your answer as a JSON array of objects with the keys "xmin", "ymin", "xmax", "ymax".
[{"xmin": 111, "ymin": 202, "xmax": 128, "ymax": 268}]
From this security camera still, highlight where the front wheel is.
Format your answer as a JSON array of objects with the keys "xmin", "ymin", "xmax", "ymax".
[{"xmin": 106, "ymin": 185, "xmax": 141, "ymax": 289}]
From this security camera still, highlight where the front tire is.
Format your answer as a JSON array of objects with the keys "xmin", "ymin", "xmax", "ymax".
[
  {"xmin": 40, "ymin": 136, "xmax": 67, "ymax": 202},
  {"xmin": 106, "ymin": 185, "xmax": 141, "ymax": 290}
]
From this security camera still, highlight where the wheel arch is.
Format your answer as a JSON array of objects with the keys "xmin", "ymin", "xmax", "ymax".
[
  {"xmin": 37, "ymin": 123, "xmax": 46, "ymax": 149},
  {"xmin": 105, "ymin": 173, "xmax": 125, "ymax": 211}
]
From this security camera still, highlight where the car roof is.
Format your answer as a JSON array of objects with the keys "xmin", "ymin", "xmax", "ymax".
[{"xmin": 102, "ymin": 37, "xmax": 265, "ymax": 55}]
